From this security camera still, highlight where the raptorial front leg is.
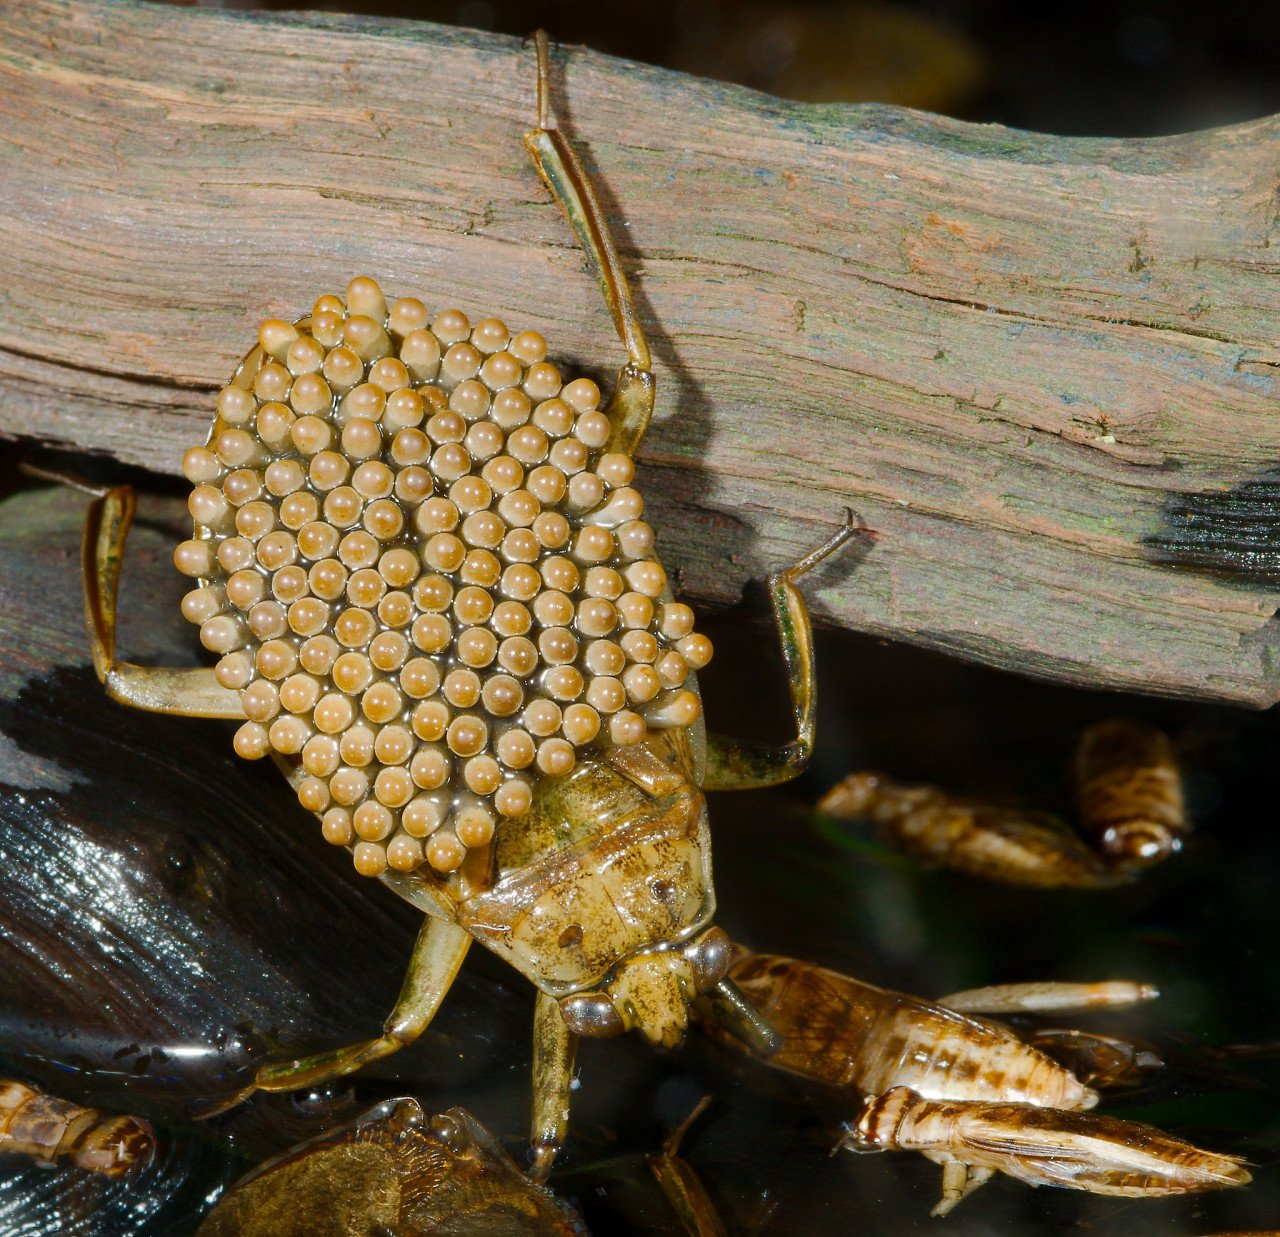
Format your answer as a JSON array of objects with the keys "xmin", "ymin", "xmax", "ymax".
[
  {"xmin": 529, "ymin": 990, "xmax": 578, "ymax": 1180},
  {"xmin": 523, "ymin": 30, "xmax": 655, "ymax": 456},
  {"xmin": 198, "ymin": 916, "xmax": 471, "ymax": 1118},
  {"xmin": 81, "ymin": 483, "xmax": 244, "ymax": 718},
  {"xmin": 703, "ymin": 514, "xmax": 861, "ymax": 792}
]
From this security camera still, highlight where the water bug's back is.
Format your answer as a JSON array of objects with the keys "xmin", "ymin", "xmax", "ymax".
[{"xmin": 175, "ymin": 277, "xmax": 713, "ymax": 886}]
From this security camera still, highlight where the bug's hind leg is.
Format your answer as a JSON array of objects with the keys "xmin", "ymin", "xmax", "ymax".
[
  {"xmin": 523, "ymin": 30, "xmax": 654, "ymax": 456},
  {"xmin": 198, "ymin": 916, "xmax": 471, "ymax": 1118},
  {"xmin": 938, "ymin": 980, "xmax": 1159, "ymax": 1016},
  {"xmin": 702, "ymin": 513, "xmax": 862, "ymax": 791}
]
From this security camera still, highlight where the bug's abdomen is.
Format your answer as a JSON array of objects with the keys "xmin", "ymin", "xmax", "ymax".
[
  {"xmin": 0, "ymin": 1079, "xmax": 154, "ymax": 1176},
  {"xmin": 173, "ymin": 277, "xmax": 713, "ymax": 883},
  {"xmin": 854, "ymin": 1003, "xmax": 1091, "ymax": 1109}
]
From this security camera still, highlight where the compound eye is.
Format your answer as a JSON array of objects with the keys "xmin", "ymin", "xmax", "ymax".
[
  {"xmin": 559, "ymin": 993, "xmax": 626, "ymax": 1038},
  {"xmin": 684, "ymin": 925, "xmax": 733, "ymax": 994}
]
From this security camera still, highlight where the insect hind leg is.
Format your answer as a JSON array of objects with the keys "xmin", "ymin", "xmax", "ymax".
[{"xmin": 523, "ymin": 30, "xmax": 655, "ymax": 456}]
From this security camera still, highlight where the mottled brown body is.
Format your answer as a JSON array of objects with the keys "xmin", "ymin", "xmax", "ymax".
[
  {"xmin": 722, "ymin": 953, "xmax": 1093, "ymax": 1109},
  {"xmin": 820, "ymin": 718, "xmax": 1186, "ymax": 887},
  {"xmin": 458, "ymin": 728, "xmax": 712, "ymax": 999},
  {"xmin": 197, "ymin": 1099, "xmax": 586, "ymax": 1237},
  {"xmin": 0, "ymin": 1079, "xmax": 154, "ymax": 1176},
  {"xmin": 69, "ymin": 31, "xmax": 856, "ymax": 1173},
  {"xmin": 852, "ymin": 1087, "xmax": 1249, "ymax": 1198}
]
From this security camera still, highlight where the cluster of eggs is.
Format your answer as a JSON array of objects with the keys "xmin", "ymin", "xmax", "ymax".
[{"xmin": 176, "ymin": 278, "xmax": 712, "ymax": 880}]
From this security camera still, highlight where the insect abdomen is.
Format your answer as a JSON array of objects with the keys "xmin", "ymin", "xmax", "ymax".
[{"xmin": 0, "ymin": 1079, "xmax": 155, "ymax": 1176}]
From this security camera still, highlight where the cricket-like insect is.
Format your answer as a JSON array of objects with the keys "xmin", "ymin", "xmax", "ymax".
[
  {"xmin": 76, "ymin": 32, "xmax": 855, "ymax": 1173},
  {"xmin": 712, "ymin": 951, "xmax": 1246, "ymax": 1215},
  {"xmin": 0, "ymin": 1078, "xmax": 155, "ymax": 1177},
  {"xmin": 820, "ymin": 718, "xmax": 1186, "ymax": 887}
]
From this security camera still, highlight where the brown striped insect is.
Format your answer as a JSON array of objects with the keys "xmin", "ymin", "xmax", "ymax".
[
  {"xmin": 847, "ymin": 1087, "xmax": 1248, "ymax": 1208},
  {"xmin": 712, "ymin": 950, "xmax": 1246, "ymax": 1215},
  {"xmin": 0, "ymin": 1078, "xmax": 154, "ymax": 1177},
  {"xmin": 820, "ymin": 718, "xmax": 1186, "ymax": 887},
  {"xmin": 73, "ymin": 31, "xmax": 856, "ymax": 1174}
]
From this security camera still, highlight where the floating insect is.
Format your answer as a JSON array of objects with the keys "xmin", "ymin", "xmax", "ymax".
[
  {"xmin": 75, "ymin": 32, "xmax": 856, "ymax": 1173},
  {"xmin": 195, "ymin": 1098, "xmax": 587, "ymax": 1236},
  {"xmin": 711, "ymin": 950, "xmax": 1246, "ymax": 1215},
  {"xmin": 0, "ymin": 1078, "xmax": 155, "ymax": 1177},
  {"xmin": 819, "ymin": 718, "xmax": 1186, "ymax": 887}
]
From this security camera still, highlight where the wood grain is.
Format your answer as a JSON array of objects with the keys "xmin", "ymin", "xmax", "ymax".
[{"xmin": 2, "ymin": 0, "xmax": 1279, "ymax": 705}]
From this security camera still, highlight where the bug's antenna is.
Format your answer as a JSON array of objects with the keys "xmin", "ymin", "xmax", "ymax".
[{"xmin": 534, "ymin": 29, "xmax": 551, "ymax": 131}]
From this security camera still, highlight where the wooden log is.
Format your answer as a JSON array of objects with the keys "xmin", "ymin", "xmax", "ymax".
[{"xmin": 2, "ymin": 0, "xmax": 1279, "ymax": 707}]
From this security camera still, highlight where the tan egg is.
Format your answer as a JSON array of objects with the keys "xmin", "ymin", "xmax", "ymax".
[{"xmin": 386, "ymin": 834, "xmax": 425, "ymax": 872}]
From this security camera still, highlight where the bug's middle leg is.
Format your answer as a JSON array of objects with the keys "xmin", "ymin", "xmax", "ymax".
[
  {"xmin": 702, "ymin": 513, "xmax": 862, "ymax": 792},
  {"xmin": 933, "ymin": 1161, "xmax": 994, "ymax": 1217},
  {"xmin": 199, "ymin": 915, "xmax": 471, "ymax": 1117}
]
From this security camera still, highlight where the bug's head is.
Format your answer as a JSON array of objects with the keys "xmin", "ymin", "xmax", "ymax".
[
  {"xmin": 556, "ymin": 926, "xmax": 732, "ymax": 1048},
  {"xmin": 1099, "ymin": 819, "xmax": 1182, "ymax": 866}
]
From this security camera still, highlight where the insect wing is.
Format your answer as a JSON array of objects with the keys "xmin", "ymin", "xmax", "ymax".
[{"xmin": 935, "ymin": 1102, "xmax": 1249, "ymax": 1195}]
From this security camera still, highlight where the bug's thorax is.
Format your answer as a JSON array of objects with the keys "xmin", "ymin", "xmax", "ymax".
[{"xmin": 456, "ymin": 726, "xmax": 715, "ymax": 999}]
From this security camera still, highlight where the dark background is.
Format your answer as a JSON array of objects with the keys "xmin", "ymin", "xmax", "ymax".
[{"xmin": 177, "ymin": 0, "xmax": 1280, "ymax": 137}]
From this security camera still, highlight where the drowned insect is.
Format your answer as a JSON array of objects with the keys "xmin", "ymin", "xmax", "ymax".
[
  {"xmin": 0, "ymin": 1078, "xmax": 154, "ymax": 1177},
  {"xmin": 820, "ymin": 718, "xmax": 1186, "ymax": 887},
  {"xmin": 711, "ymin": 950, "xmax": 1246, "ymax": 1215},
  {"xmin": 75, "ymin": 32, "xmax": 856, "ymax": 1173},
  {"xmin": 196, "ymin": 1098, "xmax": 586, "ymax": 1236}
]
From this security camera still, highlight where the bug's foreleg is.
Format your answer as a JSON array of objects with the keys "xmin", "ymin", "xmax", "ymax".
[
  {"xmin": 197, "ymin": 916, "xmax": 471, "ymax": 1118},
  {"xmin": 81, "ymin": 484, "xmax": 244, "ymax": 718},
  {"xmin": 522, "ymin": 31, "xmax": 655, "ymax": 456},
  {"xmin": 702, "ymin": 514, "xmax": 862, "ymax": 791},
  {"xmin": 529, "ymin": 990, "xmax": 578, "ymax": 1180},
  {"xmin": 692, "ymin": 979, "xmax": 782, "ymax": 1057}
]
